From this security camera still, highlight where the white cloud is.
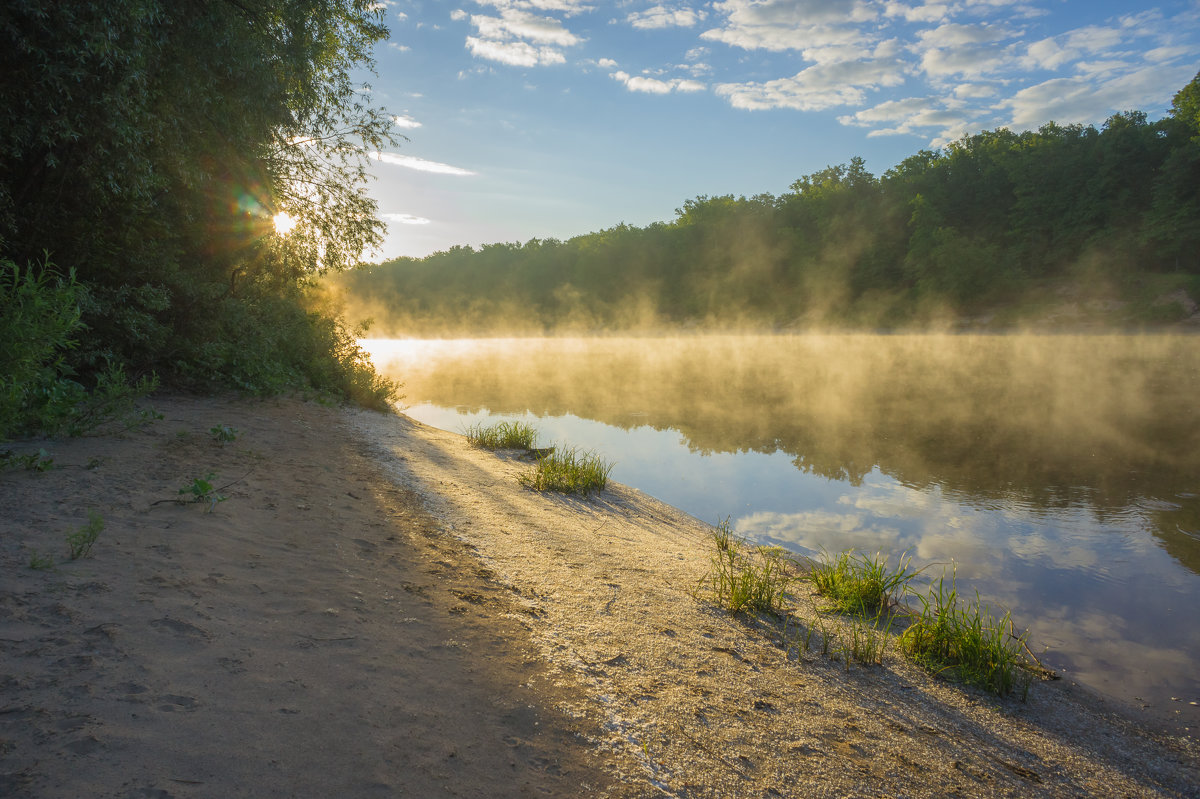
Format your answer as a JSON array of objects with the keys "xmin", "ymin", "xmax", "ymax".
[
  {"xmin": 1020, "ymin": 25, "xmax": 1125, "ymax": 71},
  {"xmin": 612, "ymin": 70, "xmax": 708, "ymax": 94},
  {"xmin": 838, "ymin": 95, "xmax": 975, "ymax": 143},
  {"xmin": 628, "ymin": 5, "xmax": 707, "ymax": 30},
  {"xmin": 702, "ymin": 0, "xmax": 878, "ymax": 52},
  {"xmin": 472, "ymin": 0, "xmax": 594, "ymax": 16},
  {"xmin": 370, "ymin": 152, "xmax": 477, "ymax": 176},
  {"xmin": 393, "ymin": 114, "xmax": 422, "ymax": 129},
  {"xmin": 883, "ymin": 1, "xmax": 949, "ymax": 23},
  {"xmin": 451, "ymin": 9, "xmax": 468, "ymax": 21},
  {"xmin": 466, "ymin": 35, "xmax": 566, "ymax": 66},
  {"xmin": 461, "ymin": 6, "xmax": 582, "ymax": 66},
  {"xmin": 999, "ymin": 63, "xmax": 1199, "ymax": 129},
  {"xmin": 953, "ymin": 82, "xmax": 997, "ymax": 99},
  {"xmin": 715, "ymin": 54, "xmax": 907, "ymax": 111},
  {"xmin": 472, "ymin": 9, "xmax": 580, "ymax": 46},
  {"xmin": 382, "ymin": 213, "xmax": 432, "ymax": 225},
  {"xmin": 597, "ymin": 57, "xmax": 618, "ymax": 69}
]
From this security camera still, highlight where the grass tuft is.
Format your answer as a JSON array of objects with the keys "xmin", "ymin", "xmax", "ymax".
[
  {"xmin": 809, "ymin": 549, "xmax": 920, "ymax": 616},
  {"xmin": 66, "ymin": 510, "xmax": 104, "ymax": 560},
  {"xmin": 704, "ymin": 518, "xmax": 794, "ymax": 615},
  {"xmin": 464, "ymin": 420, "xmax": 538, "ymax": 450},
  {"xmin": 899, "ymin": 571, "xmax": 1034, "ymax": 697},
  {"xmin": 518, "ymin": 445, "xmax": 613, "ymax": 496}
]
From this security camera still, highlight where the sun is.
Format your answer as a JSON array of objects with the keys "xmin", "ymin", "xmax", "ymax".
[{"xmin": 273, "ymin": 211, "xmax": 297, "ymax": 236}]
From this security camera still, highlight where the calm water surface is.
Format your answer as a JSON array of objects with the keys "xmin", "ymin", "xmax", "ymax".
[{"xmin": 364, "ymin": 335, "xmax": 1200, "ymax": 729}]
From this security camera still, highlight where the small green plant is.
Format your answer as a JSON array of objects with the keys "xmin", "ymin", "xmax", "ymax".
[
  {"xmin": 464, "ymin": 420, "xmax": 538, "ymax": 450},
  {"xmin": 898, "ymin": 571, "xmax": 1033, "ymax": 697},
  {"xmin": 210, "ymin": 424, "xmax": 239, "ymax": 444},
  {"xmin": 1, "ymin": 448, "xmax": 54, "ymax": 472},
  {"xmin": 705, "ymin": 521, "xmax": 794, "ymax": 615},
  {"xmin": 66, "ymin": 510, "xmax": 104, "ymax": 560},
  {"xmin": 810, "ymin": 549, "xmax": 920, "ymax": 616},
  {"xmin": 29, "ymin": 550, "xmax": 55, "ymax": 570},
  {"xmin": 518, "ymin": 445, "xmax": 613, "ymax": 495},
  {"xmin": 846, "ymin": 615, "xmax": 891, "ymax": 665},
  {"xmin": 180, "ymin": 472, "xmax": 227, "ymax": 512}
]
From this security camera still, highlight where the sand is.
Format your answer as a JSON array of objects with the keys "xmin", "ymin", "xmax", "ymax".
[{"xmin": 1, "ymin": 395, "xmax": 1197, "ymax": 798}]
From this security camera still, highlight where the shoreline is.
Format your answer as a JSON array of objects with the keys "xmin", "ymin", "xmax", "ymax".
[{"xmin": 1, "ymin": 394, "xmax": 1197, "ymax": 797}]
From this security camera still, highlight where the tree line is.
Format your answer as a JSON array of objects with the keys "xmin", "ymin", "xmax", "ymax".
[
  {"xmin": 337, "ymin": 72, "xmax": 1200, "ymax": 335},
  {"xmin": 2, "ymin": 0, "xmax": 399, "ymax": 439}
]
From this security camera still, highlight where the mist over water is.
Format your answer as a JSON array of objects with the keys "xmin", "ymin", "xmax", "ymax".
[{"xmin": 364, "ymin": 334, "xmax": 1200, "ymax": 728}]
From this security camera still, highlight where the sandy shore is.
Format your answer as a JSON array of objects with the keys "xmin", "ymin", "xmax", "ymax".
[{"xmin": 1, "ymin": 395, "xmax": 1197, "ymax": 797}]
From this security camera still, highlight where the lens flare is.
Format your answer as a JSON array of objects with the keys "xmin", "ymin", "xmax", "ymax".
[{"xmin": 273, "ymin": 211, "xmax": 297, "ymax": 236}]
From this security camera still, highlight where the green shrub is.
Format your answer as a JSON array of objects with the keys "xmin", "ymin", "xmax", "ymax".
[
  {"xmin": 0, "ymin": 257, "xmax": 160, "ymax": 440},
  {"xmin": 0, "ymin": 257, "xmax": 83, "ymax": 439}
]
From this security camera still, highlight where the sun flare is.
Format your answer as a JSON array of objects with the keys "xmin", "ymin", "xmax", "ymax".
[{"xmin": 273, "ymin": 211, "xmax": 297, "ymax": 236}]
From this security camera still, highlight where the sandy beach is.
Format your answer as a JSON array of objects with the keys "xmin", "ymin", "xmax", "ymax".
[{"xmin": 1, "ymin": 395, "xmax": 1197, "ymax": 798}]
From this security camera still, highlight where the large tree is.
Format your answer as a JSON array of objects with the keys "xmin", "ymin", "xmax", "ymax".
[{"xmin": 0, "ymin": 0, "xmax": 397, "ymax": 379}]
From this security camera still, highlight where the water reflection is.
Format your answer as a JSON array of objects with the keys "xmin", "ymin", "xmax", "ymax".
[{"xmin": 365, "ymin": 335, "xmax": 1200, "ymax": 724}]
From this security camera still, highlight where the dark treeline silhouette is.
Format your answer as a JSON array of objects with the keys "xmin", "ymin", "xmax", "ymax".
[{"xmin": 339, "ymin": 72, "xmax": 1200, "ymax": 335}]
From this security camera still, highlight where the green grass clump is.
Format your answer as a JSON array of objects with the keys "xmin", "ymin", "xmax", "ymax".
[
  {"xmin": 705, "ymin": 518, "xmax": 794, "ymax": 615},
  {"xmin": 66, "ymin": 510, "xmax": 104, "ymax": 560},
  {"xmin": 899, "ymin": 573, "xmax": 1033, "ymax": 697},
  {"xmin": 810, "ymin": 549, "xmax": 919, "ymax": 616},
  {"xmin": 210, "ymin": 424, "xmax": 239, "ymax": 444},
  {"xmin": 518, "ymin": 445, "xmax": 612, "ymax": 496},
  {"xmin": 179, "ymin": 472, "xmax": 227, "ymax": 512},
  {"xmin": 465, "ymin": 420, "xmax": 537, "ymax": 450}
]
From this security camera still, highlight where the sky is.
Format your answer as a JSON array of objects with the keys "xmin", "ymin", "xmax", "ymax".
[{"xmin": 361, "ymin": 0, "xmax": 1200, "ymax": 260}]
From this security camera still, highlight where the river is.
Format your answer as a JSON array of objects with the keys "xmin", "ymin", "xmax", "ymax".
[{"xmin": 363, "ymin": 334, "xmax": 1200, "ymax": 729}]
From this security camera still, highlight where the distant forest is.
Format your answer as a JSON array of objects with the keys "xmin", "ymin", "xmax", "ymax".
[{"xmin": 336, "ymin": 72, "xmax": 1200, "ymax": 335}]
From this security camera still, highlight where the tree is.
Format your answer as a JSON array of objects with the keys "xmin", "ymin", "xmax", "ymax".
[{"xmin": 0, "ymin": 0, "xmax": 400, "ymax": 393}]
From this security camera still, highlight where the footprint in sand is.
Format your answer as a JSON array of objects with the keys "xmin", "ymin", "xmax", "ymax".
[
  {"xmin": 149, "ymin": 617, "xmax": 211, "ymax": 641},
  {"xmin": 156, "ymin": 694, "xmax": 200, "ymax": 712}
]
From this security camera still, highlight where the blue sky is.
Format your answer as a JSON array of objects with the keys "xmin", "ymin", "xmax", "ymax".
[{"xmin": 362, "ymin": 0, "xmax": 1200, "ymax": 259}]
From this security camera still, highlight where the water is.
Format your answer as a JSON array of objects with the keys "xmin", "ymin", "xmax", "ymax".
[{"xmin": 363, "ymin": 334, "xmax": 1200, "ymax": 728}]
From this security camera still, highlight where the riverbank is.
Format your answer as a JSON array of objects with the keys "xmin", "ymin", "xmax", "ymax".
[{"xmin": 1, "ymin": 395, "xmax": 1196, "ymax": 797}]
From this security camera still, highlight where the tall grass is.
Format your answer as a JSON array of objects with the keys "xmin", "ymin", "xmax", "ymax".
[
  {"xmin": 518, "ymin": 445, "xmax": 613, "ymax": 495},
  {"xmin": 809, "ymin": 549, "xmax": 920, "ymax": 616},
  {"xmin": 464, "ymin": 420, "xmax": 538, "ymax": 450},
  {"xmin": 705, "ymin": 519, "xmax": 794, "ymax": 615},
  {"xmin": 899, "ymin": 572, "xmax": 1033, "ymax": 697}
]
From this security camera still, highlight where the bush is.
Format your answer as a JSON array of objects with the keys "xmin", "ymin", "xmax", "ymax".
[
  {"xmin": 1, "ymin": 257, "xmax": 83, "ymax": 439},
  {"xmin": 1, "ymin": 257, "xmax": 160, "ymax": 440}
]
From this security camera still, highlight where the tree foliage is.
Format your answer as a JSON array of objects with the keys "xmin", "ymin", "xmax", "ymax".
[
  {"xmin": 0, "ymin": 0, "xmax": 398, "ymax": 419},
  {"xmin": 337, "ymin": 72, "xmax": 1200, "ymax": 334}
]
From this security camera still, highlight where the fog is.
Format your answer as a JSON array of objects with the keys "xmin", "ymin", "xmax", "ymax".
[
  {"xmin": 365, "ymin": 334, "xmax": 1199, "ymax": 567},
  {"xmin": 361, "ymin": 332, "xmax": 1200, "ymax": 723}
]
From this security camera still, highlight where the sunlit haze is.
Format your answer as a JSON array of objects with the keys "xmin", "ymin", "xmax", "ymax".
[
  {"xmin": 364, "ymin": 0, "xmax": 1200, "ymax": 259},
  {"xmin": 272, "ymin": 211, "xmax": 297, "ymax": 236}
]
